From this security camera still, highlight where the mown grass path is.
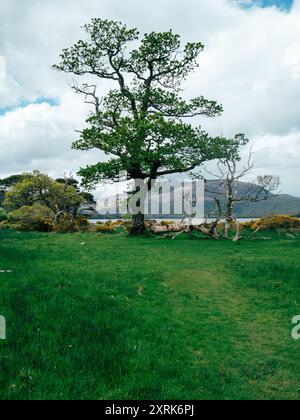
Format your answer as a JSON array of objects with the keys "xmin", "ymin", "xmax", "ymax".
[{"xmin": 0, "ymin": 230, "xmax": 299, "ymax": 400}]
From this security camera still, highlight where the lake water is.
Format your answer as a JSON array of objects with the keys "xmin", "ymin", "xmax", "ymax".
[{"xmin": 89, "ymin": 218, "xmax": 257, "ymax": 224}]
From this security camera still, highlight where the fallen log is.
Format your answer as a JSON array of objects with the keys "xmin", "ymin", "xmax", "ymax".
[{"xmin": 150, "ymin": 222, "xmax": 222, "ymax": 240}]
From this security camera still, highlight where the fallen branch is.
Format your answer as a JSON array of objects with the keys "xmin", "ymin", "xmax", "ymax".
[
  {"xmin": 151, "ymin": 222, "xmax": 223, "ymax": 240},
  {"xmin": 248, "ymin": 227, "xmax": 261, "ymax": 240}
]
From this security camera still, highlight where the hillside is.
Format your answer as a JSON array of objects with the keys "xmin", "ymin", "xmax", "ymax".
[{"xmin": 205, "ymin": 180, "xmax": 300, "ymax": 218}]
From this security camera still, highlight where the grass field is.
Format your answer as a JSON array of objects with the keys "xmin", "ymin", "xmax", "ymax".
[{"xmin": 0, "ymin": 229, "xmax": 300, "ymax": 400}]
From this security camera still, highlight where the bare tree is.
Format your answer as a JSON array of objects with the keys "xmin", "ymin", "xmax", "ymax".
[
  {"xmin": 205, "ymin": 149, "xmax": 280, "ymax": 241},
  {"xmin": 71, "ymin": 82, "xmax": 101, "ymax": 113}
]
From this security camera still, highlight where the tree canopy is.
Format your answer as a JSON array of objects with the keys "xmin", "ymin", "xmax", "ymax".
[
  {"xmin": 0, "ymin": 174, "xmax": 27, "ymax": 191},
  {"xmin": 4, "ymin": 171, "xmax": 84, "ymax": 215}
]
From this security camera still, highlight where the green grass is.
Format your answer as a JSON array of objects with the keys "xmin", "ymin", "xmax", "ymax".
[{"xmin": 0, "ymin": 229, "xmax": 300, "ymax": 400}]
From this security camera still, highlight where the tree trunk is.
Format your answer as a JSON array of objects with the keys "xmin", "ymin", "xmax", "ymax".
[
  {"xmin": 129, "ymin": 178, "xmax": 148, "ymax": 235},
  {"xmin": 224, "ymin": 219, "xmax": 231, "ymax": 239},
  {"xmin": 232, "ymin": 219, "xmax": 241, "ymax": 242},
  {"xmin": 210, "ymin": 220, "xmax": 222, "ymax": 240},
  {"xmin": 131, "ymin": 212, "xmax": 146, "ymax": 235}
]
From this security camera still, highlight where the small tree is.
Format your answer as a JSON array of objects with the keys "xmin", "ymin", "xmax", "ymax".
[
  {"xmin": 205, "ymin": 150, "xmax": 280, "ymax": 241},
  {"xmin": 56, "ymin": 177, "xmax": 96, "ymax": 204},
  {"xmin": 0, "ymin": 175, "xmax": 27, "ymax": 206},
  {"xmin": 54, "ymin": 19, "xmax": 245, "ymax": 234},
  {"xmin": 4, "ymin": 171, "xmax": 84, "ymax": 218},
  {"xmin": 0, "ymin": 175, "xmax": 27, "ymax": 191}
]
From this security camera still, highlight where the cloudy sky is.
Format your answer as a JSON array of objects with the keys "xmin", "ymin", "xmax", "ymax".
[{"xmin": 0, "ymin": 0, "xmax": 300, "ymax": 195}]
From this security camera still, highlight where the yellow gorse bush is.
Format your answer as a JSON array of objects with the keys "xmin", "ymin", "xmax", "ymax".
[
  {"xmin": 249, "ymin": 215, "xmax": 300, "ymax": 230},
  {"xmin": 94, "ymin": 221, "xmax": 123, "ymax": 233},
  {"xmin": 160, "ymin": 220, "xmax": 175, "ymax": 227}
]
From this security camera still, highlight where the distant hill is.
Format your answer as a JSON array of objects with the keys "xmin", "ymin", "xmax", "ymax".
[
  {"xmin": 205, "ymin": 180, "xmax": 300, "ymax": 218},
  {"xmin": 80, "ymin": 179, "xmax": 300, "ymax": 219}
]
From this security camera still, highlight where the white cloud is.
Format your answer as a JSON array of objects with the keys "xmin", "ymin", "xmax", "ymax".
[
  {"xmin": 0, "ymin": 92, "xmax": 104, "ymax": 178},
  {"xmin": 252, "ymin": 131, "xmax": 300, "ymax": 170},
  {"xmin": 0, "ymin": 55, "xmax": 5, "ymax": 80},
  {"xmin": 0, "ymin": 0, "xmax": 300, "ymax": 196}
]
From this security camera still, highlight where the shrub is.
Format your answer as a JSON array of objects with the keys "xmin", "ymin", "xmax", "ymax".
[
  {"xmin": 76, "ymin": 215, "xmax": 91, "ymax": 232},
  {"xmin": 8, "ymin": 205, "xmax": 55, "ymax": 232},
  {"xmin": 0, "ymin": 207, "xmax": 8, "ymax": 222},
  {"xmin": 122, "ymin": 220, "xmax": 133, "ymax": 232},
  {"xmin": 160, "ymin": 220, "xmax": 175, "ymax": 227},
  {"xmin": 251, "ymin": 215, "xmax": 300, "ymax": 230},
  {"xmin": 240, "ymin": 220, "xmax": 256, "ymax": 229},
  {"xmin": 94, "ymin": 221, "xmax": 123, "ymax": 234},
  {"xmin": 0, "ymin": 221, "xmax": 11, "ymax": 230},
  {"xmin": 8, "ymin": 207, "xmax": 93, "ymax": 234},
  {"xmin": 54, "ymin": 214, "xmax": 80, "ymax": 233},
  {"xmin": 94, "ymin": 224, "xmax": 115, "ymax": 234}
]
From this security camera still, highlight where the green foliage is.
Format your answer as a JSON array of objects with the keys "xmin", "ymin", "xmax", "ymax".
[
  {"xmin": 0, "ymin": 208, "xmax": 7, "ymax": 222},
  {"xmin": 4, "ymin": 171, "xmax": 84, "ymax": 214},
  {"xmin": 2, "ymin": 172, "xmax": 92, "ymax": 234},
  {"xmin": 8, "ymin": 205, "xmax": 55, "ymax": 232},
  {"xmin": 53, "ymin": 214, "xmax": 91, "ymax": 234},
  {"xmin": 76, "ymin": 215, "xmax": 91, "ymax": 232},
  {"xmin": 55, "ymin": 177, "xmax": 80, "ymax": 191},
  {"xmin": 0, "ymin": 174, "xmax": 27, "ymax": 191},
  {"xmin": 7, "ymin": 206, "xmax": 91, "ymax": 233},
  {"xmin": 54, "ymin": 214, "xmax": 80, "ymax": 233},
  {"xmin": 82, "ymin": 192, "xmax": 96, "ymax": 204},
  {"xmin": 54, "ymin": 19, "xmax": 246, "ymax": 189}
]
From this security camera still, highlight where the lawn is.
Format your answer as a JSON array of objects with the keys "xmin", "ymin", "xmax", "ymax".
[{"xmin": 0, "ymin": 229, "xmax": 300, "ymax": 400}]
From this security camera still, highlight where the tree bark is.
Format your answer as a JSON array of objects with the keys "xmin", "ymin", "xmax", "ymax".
[
  {"xmin": 129, "ymin": 177, "xmax": 148, "ymax": 235},
  {"xmin": 224, "ymin": 219, "xmax": 231, "ymax": 239},
  {"xmin": 131, "ymin": 212, "xmax": 146, "ymax": 235},
  {"xmin": 232, "ymin": 219, "xmax": 241, "ymax": 242}
]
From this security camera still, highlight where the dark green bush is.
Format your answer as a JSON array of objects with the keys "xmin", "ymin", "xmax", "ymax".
[
  {"xmin": 54, "ymin": 214, "xmax": 80, "ymax": 233},
  {"xmin": 76, "ymin": 215, "xmax": 91, "ymax": 232},
  {"xmin": 0, "ymin": 207, "xmax": 8, "ymax": 222},
  {"xmin": 8, "ymin": 205, "xmax": 55, "ymax": 232}
]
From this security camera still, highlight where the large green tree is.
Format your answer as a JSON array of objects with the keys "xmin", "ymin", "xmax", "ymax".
[{"xmin": 54, "ymin": 19, "xmax": 246, "ymax": 233}]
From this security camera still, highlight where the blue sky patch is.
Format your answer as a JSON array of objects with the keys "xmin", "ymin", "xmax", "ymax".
[
  {"xmin": 0, "ymin": 97, "xmax": 59, "ymax": 116},
  {"xmin": 237, "ymin": 0, "xmax": 293, "ymax": 10}
]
